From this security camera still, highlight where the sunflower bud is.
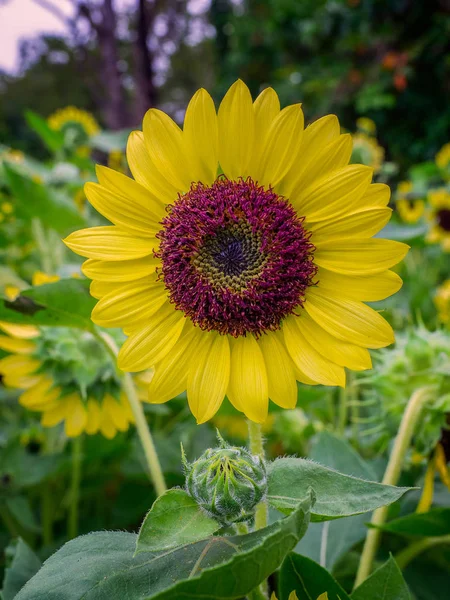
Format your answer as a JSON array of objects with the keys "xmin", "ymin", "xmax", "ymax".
[{"xmin": 183, "ymin": 433, "xmax": 267, "ymax": 525}]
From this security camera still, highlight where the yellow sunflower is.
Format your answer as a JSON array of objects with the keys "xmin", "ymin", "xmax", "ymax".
[
  {"xmin": 436, "ymin": 142, "xmax": 450, "ymax": 172},
  {"xmin": 435, "ymin": 280, "xmax": 450, "ymax": 323},
  {"xmin": 356, "ymin": 117, "xmax": 377, "ymax": 136},
  {"xmin": 48, "ymin": 106, "xmax": 100, "ymax": 138},
  {"xmin": 0, "ymin": 321, "xmax": 134, "ymax": 439},
  {"xmin": 396, "ymin": 181, "xmax": 425, "ymax": 224},
  {"xmin": 351, "ymin": 132, "xmax": 385, "ymax": 172},
  {"xmin": 64, "ymin": 81, "xmax": 408, "ymax": 424},
  {"xmin": 426, "ymin": 188, "xmax": 450, "ymax": 251}
]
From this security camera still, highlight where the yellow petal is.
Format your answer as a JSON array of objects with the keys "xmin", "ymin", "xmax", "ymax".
[
  {"xmin": 310, "ymin": 207, "xmax": 392, "ymax": 244},
  {"xmin": 118, "ymin": 304, "xmax": 186, "ymax": 372},
  {"xmin": 294, "ymin": 134, "xmax": 353, "ymax": 194},
  {"xmin": 84, "ymin": 182, "xmax": 161, "ymax": 237},
  {"xmin": 64, "ymin": 394, "xmax": 88, "ymax": 437},
  {"xmin": 293, "ymin": 164, "xmax": 372, "ymax": 220},
  {"xmin": 314, "ymin": 239, "xmax": 409, "ymax": 276},
  {"xmin": 283, "ymin": 316, "xmax": 345, "ymax": 387},
  {"xmin": 315, "ymin": 268, "xmax": 403, "ymax": 302},
  {"xmin": 99, "ymin": 410, "xmax": 117, "ymax": 439},
  {"xmin": 251, "ymin": 104, "xmax": 304, "ymax": 187},
  {"xmin": 126, "ymin": 131, "xmax": 178, "ymax": 204},
  {"xmin": 247, "ymin": 87, "xmax": 280, "ymax": 175},
  {"xmin": 64, "ymin": 227, "xmax": 156, "ymax": 261},
  {"xmin": 188, "ymin": 332, "xmax": 230, "ymax": 424},
  {"xmin": 0, "ymin": 336, "xmax": 35, "ymax": 354},
  {"xmin": 82, "ymin": 256, "xmax": 160, "ymax": 282},
  {"xmin": 305, "ymin": 287, "xmax": 395, "ymax": 349},
  {"xmin": 96, "ymin": 165, "xmax": 166, "ymax": 217},
  {"xmin": 0, "ymin": 355, "xmax": 40, "ymax": 377},
  {"xmin": 89, "ymin": 280, "xmax": 118, "ymax": 300},
  {"xmin": 227, "ymin": 335, "xmax": 268, "ymax": 423},
  {"xmin": 19, "ymin": 377, "xmax": 61, "ymax": 410},
  {"xmin": 3, "ymin": 374, "xmax": 41, "ymax": 389},
  {"xmin": 92, "ymin": 279, "xmax": 167, "ymax": 327},
  {"xmin": 362, "ymin": 183, "xmax": 390, "ymax": 208},
  {"xmin": 103, "ymin": 394, "xmax": 129, "ymax": 432},
  {"xmin": 184, "ymin": 88, "xmax": 218, "ymax": 185},
  {"xmin": 278, "ymin": 114, "xmax": 341, "ymax": 197},
  {"xmin": 258, "ymin": 331, "xmax": 298, "ymax": 409},
  {"xmin": 85, "ymin": 398, "xmax": 101, "ymax": 434},
  {"xmin": 143, "ymin": 109, "xmax": 191, "ymax": 191},
  {"xmin": 41, "ymin": 403, "xmax": 67, "ymax": 427},
  {"xmin": 147, "ymin": 325, "xmax": 199, "ymax": 404},
  {"xmin": 296, "ymin": 312, "xmax": 372, "ymax": 370},
  {"xmin": 218, "ymin": 80, "xmax": 255, "ymax": 179},
  {"xmin": 0, "ymin": 321, "xmax": 39, "ymax": 339}
]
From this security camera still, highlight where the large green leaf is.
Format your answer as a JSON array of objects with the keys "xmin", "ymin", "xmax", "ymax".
[
  {"xmin": 267, "ymin": 457, "xmax": 411, "ymax": 521},
  {"xmin": 16, "ymin": 494, "xmax": 312, "ymax": 600},
  {"xmin": 2, "ymin": 539, "xmax": 42, "ymax": 600},
  {"xmin": 373, "ymin": 508, "xmax": 450, "ymax": 537},
  {"xmin": 25, "ymin": 110, "xmax": 65, "ymax": 154},
  {"xmin": 0, "ymin": 279, "xmax": 96, "ymax": 330},
  {"xmin": 4, "ymin": 164, "xmax": 85, "ymax": 233},
  {"xmin": 352, "ymin": 556, "xmax": 411, "ymax": 600},
  {"xmin": 296, "ymin": 432, "xmax": 378, "ymax": 569},
  {"xmin": 135, "ymin": 489, "xmax": 219, "ymax": 554},
  {"xmin": 278, "ymin": 553, "xmax": 351, "ymax": 600}
]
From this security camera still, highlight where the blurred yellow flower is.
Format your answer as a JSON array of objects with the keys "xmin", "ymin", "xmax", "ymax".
[
  {"xmin": 356, "ymin": 117, "xmax": 376, "ymax": 135},
  {"xmin": 351, "ymin": 132, "xmax": 384, "ymax": 172},
  {"xmin": 435, "ymin": 280, "xmax": 450, "ymax": 323},
  {"xmin": 108, "ymin": 149, "xmax": 127, "ymax": 173},
  {"xmin": 4, "ymin": 285, "xmax": 20, "ymax": 300},
  {"xmin": 1, "ymin": 149, "xmax": 24, "ymax": 164},
  {"xmin": 1, "ymin": 201, "xmax": 13, "ymax": 214},
  {"xmin": 426, "ymin": 188, "xmax": 450, "ymax": 251},
  {"xmin": 436, "ymin": 143, "xmax": 450, "ymax": 171},
  {"xmin": 48, "ymin": 106, "xmax": 100, "ymax": 137},
  {"xmin": 271, "ymin": 593, "xmax": 328, "ymax": 600},
  {"xmin": 397, "ymin": 198, "xmax": 425, "ymax": 224},
  {"xmin": 213, "ymin": 414, "xmax": 275, "ymax": 440},
  {"xmin": 32, "ymin": 271, "xmax": 60, "ymax": 286}
]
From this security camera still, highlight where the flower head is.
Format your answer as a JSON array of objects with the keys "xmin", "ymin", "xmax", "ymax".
[
  {"xmin": 48, "ymin": 106, "xmax": 100, "ymax": 138},
  {"xmin": 0, "ymin": 322, "xmax": 133, "ymax": 439},
  {"xmin": 436, "ymin": 142, "xmax": 450, "ymax": 173},
  {"xmin": 351, "ymin": 132, "xmax": 384, "ymax": 172},
  {"xmin": 65, "ymin": 81, "xmax": 408, "ymax": 424},
  {"xmin": 426, "ymin": 188, "xmax": 450, "ymax": 251},
  {"xmin": 396, "ymin": 181, "xmax": 425, "ymax": 224},
  {"xmin": 435, "ymin": 280, "xmax": 450, "ymax": 324}
]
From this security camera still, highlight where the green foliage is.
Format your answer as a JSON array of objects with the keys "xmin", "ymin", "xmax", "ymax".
[
  {"xmin": 135, "ymin": 489, "xmax": 219, "ymax": 554},
  {"xmin": 15, "ymin": 495, "xmax": 312, "ymax": 600},
  {"xmin": 352, "ymin": 556, "xmax": 411, "ymax": 600},
  {"xmin": 24, "ymin": 111, "xmax": 64, "ymax": 154},
  {"xmin": 373, "ymin": 509, "xmax": 450, "ymax": 538},
  {"xmin": 267, "ymin": 457, "xmax": 412, "ymax": 521},
  {"xmin": 1, "ymin": 539, "xmax": 41, "ymax": 600}
]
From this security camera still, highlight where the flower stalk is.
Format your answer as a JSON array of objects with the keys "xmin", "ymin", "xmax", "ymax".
[{"xmin": 68, "ymin": 435, "xmax": 83, "ymax": 540}]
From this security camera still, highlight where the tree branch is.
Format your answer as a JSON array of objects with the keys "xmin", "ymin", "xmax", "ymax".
[{"xmin": 30, "ymin": 0, "xmax": 70, "ymax": 25}]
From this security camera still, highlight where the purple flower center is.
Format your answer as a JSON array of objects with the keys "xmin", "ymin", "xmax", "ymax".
[
  {"xmin": 437, "ymin": 208, "xmax": 450, "ymax": 232},
  {"xmin": 156, "ymin": 177, "xmax": 317, "ymax": 337}
]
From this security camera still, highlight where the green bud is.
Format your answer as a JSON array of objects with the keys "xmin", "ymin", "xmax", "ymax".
[{"xmin": 183, "ymin": 433, "xmax": 267, "ymax": 526}]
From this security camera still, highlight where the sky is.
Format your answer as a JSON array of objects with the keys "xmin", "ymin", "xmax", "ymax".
[{"xmin": 0, "ymin": 0, "xmax": 75, "ymax": 73}]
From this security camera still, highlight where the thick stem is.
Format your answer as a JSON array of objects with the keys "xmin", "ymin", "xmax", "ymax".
[
  {"xmin": 354, "ymin": 387, "xmax": 433, "ymax": 588},
  {"xmin": 68, "ymin": 436, "xmax": 83, "ymax": 540},
  {"xmin": 41, "ymin": 484, "xmax": 53, "ymax": 546},
  {"xmin": 98, "ymin": 330, "xmax": 167, "ymax": 496},
  {"xmin": 395, "ymin": 534, "xmax": 450, "ymax": 570},
  {"xmin": 247, "ymin": 421, "xmax": 269, "ymax": 599}
]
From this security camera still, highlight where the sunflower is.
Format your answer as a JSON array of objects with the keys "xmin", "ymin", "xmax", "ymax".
[
  {"xmin": 0, "ymin": 321, "xmax": 134, "ymax": 439},
  {"xmin": 356, "ymin": 117, "xmax": 377, "ymax": 136},
  {"xmin": 396, "ymin": 181, "xmax": 425, "ymax": 224},
  {"xmin": 351, "ymin": 132, "xmax": 384, "ymax": 173},
  {"xmin": 435, "ymin": 280, "xmax": 450, "ymax": 324},
  {"xmin": 436, "ymin": 143, "xmax": 450, "ymax": 174},
  {"xmin": 64, "ymin": 81, "xmax": 408, "ymax": 424},
  {"xmin": 426, "ymin": 188, "xmax": 450, "ymax": 251},
  {"xmin": 48, "ymin": 106, "xmax": 100, "ymax": 138}
]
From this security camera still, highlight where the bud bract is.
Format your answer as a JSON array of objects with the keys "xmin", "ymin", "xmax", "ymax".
[{"xmin": 184, "ymin": 434, "xmax": 267, "ymax": 525}]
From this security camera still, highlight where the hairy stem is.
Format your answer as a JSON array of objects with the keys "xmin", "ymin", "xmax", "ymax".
[
  {"xmin": 354, "ymin": 386, "xmax": 433, "ymax": 588},
  {"xmin": 98, "ymin": 330, "xmax": 167, "ymax": 496}
]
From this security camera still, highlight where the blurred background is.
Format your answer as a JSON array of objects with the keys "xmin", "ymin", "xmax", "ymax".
[{"xmin": 1, "ymin": 0, "xmax": 450, "ymax": 171}]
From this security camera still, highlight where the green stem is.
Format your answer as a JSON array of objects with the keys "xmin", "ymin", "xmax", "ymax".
[
  {"xmin": 41, "ymin": 484, "xmax": 53, "ymax": 546},
  {"xmin": 395, "ymin": 534, "xmax": 450, "ymax": 570},
  {"xmin": 337, "ymin": 385, "xmax": 348, "ymax": 437},
  {"xmin": 247, "ymin": 421, "xmax": 269, "ymax": 599},
  {"xmin": 0, "ymin": 503, "xmax": 19, "ymax": 538},
  {"xmin": 68, "ymin": 436, "xmax": 83, "ymax": 540},
  {"xmin": 354, "ymin": 386, "xmax": 433, "ymax": 588},
  {"xmin": 31, "ymin": 218, "xmax": 53, "ymax": 273},
  {"xmin": 98, "ymin": 330, "xmax": 167, "ymax": 497}
]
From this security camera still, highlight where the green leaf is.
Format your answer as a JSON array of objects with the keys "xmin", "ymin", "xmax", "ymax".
[
  {"xmin": 296, "ymin": 432, "xmax": 378, "ymax": 569},
  {"xmin": 5, "ymin": 496, "xmax": 40, "ymax": 533},
  {"xmin": 135, "ymin": 489, "xmax": 220, "ymax": 554},
  {"xmin": 0, "ymin": 442, "xmax": 61, "ymax": 492},
  {"xmin": 372, "ymin": 508, "xmax": 450, "ymax": 537},
  {"xmin": 267, "ymin": 457, "xmax": 411, "ymax": 521},
  {"xmin": 89, "ymin": 130, "xmax": 131, "ymax": 152},
  {"xmin": 375, "ymin": 222, "xmax": 428, "ymax": 241},
  {"xmin": 16, "ymin": 494, "xmax": 312, "ymax": 600},
  {"xmin": 2, "ymin": 539, "xmax": 42, "ymax": 600},
  {"xmin": 25, "ymin": 110, "xmax": 65, "ymax": 153},
  {"xmin": 352, "ymin": 556, "xmax": 411, "ymax": 600},
  {"xmin": 0, "ymin": 279, "xmax": 96, "ymax": 330},
  {"xmin": 278, "ymin": 553, "xmax": 351, "ymax": 600},
  {"xmin": 4, "ymin": 164, "xmax": 85, "ymax": 234}
]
